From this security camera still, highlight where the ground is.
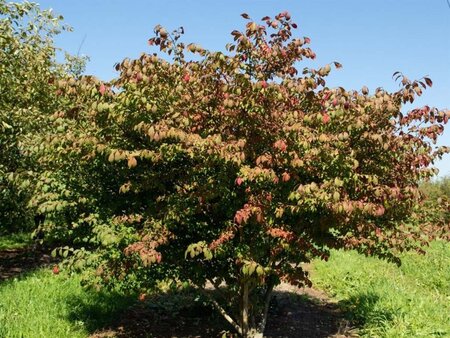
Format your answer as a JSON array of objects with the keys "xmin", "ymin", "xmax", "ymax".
[
  {"xmin": 0, "ymin": 246, "xmax": 54, "ymax": 281},
  {"xmin": 0, "ymin": 245, "xmax": 358, "ymax": 338},
  {"xmin": 88, "ymin": 282, "xmax": 358, "ymax": 338}
]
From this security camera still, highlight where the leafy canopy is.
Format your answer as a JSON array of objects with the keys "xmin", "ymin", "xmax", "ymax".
[
  {"xmin": 35, "ymin": 11, "xmax": 449, "ymax": 337},
  {"xmin": 0, "ymin": 0, "xmax": 85, "ymax": 233}
]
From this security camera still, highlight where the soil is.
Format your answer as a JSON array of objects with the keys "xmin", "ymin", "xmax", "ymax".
[
  {"xmin": 0, "ymin": 246, "xmax": 55, "ymax": 280},
  {"xmin": 89, "ymin": 283, "xmax": 359, "ymax": 338}
]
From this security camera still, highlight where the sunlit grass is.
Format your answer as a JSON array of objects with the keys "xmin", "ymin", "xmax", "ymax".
[
  {"xmin": 0, "ymin": 269, "xmax": 136, "ymax": 338},
  {"xmin": 311, "ymin": 241, "xmax": 450, "ymax": 337},
  {"xmin": 1, "ymin": 237, "xmax": 448, "ymax": 337},
  {"xmin": 0, "ymin": 232, "xmax": 33, "ymax": 250}
]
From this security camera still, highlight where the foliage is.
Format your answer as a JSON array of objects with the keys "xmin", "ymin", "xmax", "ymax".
[
  {"xmin": 34, "ymin": 11, "xmax": 449, "ymax": 337},
  {"xmin": 417, "ymin": 176, "xmax": 450, "ymax": 239},
  {"xmin": 0, "ymin": 0, "xmax": 86, "ymax": 233},
  {"xmin": 311, "ymin": 241, "xmax": 450, "ymax": 337},
  {"xmin": 421, "ymin": 176, "xmax": 450, "ymax": 200}
]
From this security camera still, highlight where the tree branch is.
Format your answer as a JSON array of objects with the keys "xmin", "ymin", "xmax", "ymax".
[
  {"xmin": 196, "ymin": 287, "xmax": 242, "ymax": 336},
  {"xmin": 257, "ymin": 279, "xmax": 275, "ymax": 334}
]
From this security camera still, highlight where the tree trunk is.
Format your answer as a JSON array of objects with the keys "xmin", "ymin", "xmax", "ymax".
[
  {"xmin": 257, "ymin": 281, "xmax": 274, "ymax": 335},
  {"xmin": 241, "ymin": 281, "xmax": 250, "ymax": 337},
  {"xmin": 240, "ymin": 281, "xmax": 274, "ymax": 338},
  {"xmin": 199, "ymin": 280, "xmax": 274, "ymax": 338}
]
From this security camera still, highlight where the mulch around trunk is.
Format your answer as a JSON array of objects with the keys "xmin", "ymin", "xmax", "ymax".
[{"xmin": 90, "ymin": 284, "xmax": 359, "ymax": 338}]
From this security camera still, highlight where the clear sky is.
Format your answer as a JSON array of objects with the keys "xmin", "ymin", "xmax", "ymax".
[{"xmin": 37, "ymin": 0, "xmax": 450, "ymax": 176}]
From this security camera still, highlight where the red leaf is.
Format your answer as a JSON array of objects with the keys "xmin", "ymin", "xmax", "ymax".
[
  {"xmin": 274, "ymin": 140, "xmax": 287, "ymax": 152},
  {"xmin": 281, "ymin": 11, "xmax": 291, "ymax": 20},
  {"xmin": 322, "ymin": 113, "xmax": 330, "ymax": 124},
  {"xmin": 52, "ymin": 265, "xmax": 59, "ymax": 275},
  {"xmin": 282, "ymin": 172, "xmax": 291, "ymax": 182},
  {"xmin": 424, "ymin": 77, "xmax": 433, "ymax": 87},
  {"xmin": 99, "ymin": 84, "xmax": 106, "ymax": 95},
  {"xmin": 235, "ymin": 177, "xmax": 243, "ymax": 186}
]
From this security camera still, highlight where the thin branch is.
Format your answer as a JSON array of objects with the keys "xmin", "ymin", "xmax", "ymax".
[
  {"xmin": 242, "ymin": 281, "xmax": 250, "ymax": 336},
  {"xmin": 257, "ymin": 280, "xmax": 275, "ymax": 333},
  {"xmin": 197, "ymin": 287, "xmax": 243, "ymax": 335},
  {"xmin": 76, "ymin": 34, "xmax": 87, "ymax": 58}
]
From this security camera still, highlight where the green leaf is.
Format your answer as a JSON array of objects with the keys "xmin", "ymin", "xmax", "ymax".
[
  {"xmin": 256, "ymin": 266, "xmax": 264, "ymax": 276},
  {"xmin": 248, "ymin": 263, "xmax": 256, "ymax": 276}
]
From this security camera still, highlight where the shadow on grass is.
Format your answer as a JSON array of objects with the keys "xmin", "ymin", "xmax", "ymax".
[
  {"xmin": 66, "ymin": 290, "xmax": 139, "ymax": 335},
  {"xmin": 84, "ymin": 290, "xmax": 231, "ymax": 338},
  {"xmin": 73, "ymin": 288, "xmax": 358, "ymax": 338},
  {"xmin": 336, "ymin": 291, "xmax": 394, "ymax": 331}
]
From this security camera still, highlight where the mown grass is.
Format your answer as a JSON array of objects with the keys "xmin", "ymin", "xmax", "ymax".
[
  {"xmin": 0, "ymin": 232, "xmax": 33, "ymax": 250},
  {"xmin": 0, "ymin": 269, "xmax": 136, "ymax": 338},
  {"xmin": 311, "ymin": 240, "xmax": 450, "ymax": 337},
  {"xmin": 1, "ymin": 237, "xmax": 448, "ymax": 337}
]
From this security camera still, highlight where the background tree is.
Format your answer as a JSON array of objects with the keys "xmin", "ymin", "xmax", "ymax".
[
  {"xmin": 36, "ymin": 12, "xmax": 449, "ymax": 337},
  {"xmin": 0, "ymin": 0, "xmax": 86, "ymax": 234},
  {"xmin": 419, "ymin": 176, "xmax": 450, "ymax": 237}
]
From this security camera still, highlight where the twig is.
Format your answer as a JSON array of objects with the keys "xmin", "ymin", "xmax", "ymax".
[
  {"xmin": 197, "ymin": 287, "xmax": 243, "ymax": 335},
  {"xmin": 76, "ymin": 34, "xmax": 87, "ymax": 57}
]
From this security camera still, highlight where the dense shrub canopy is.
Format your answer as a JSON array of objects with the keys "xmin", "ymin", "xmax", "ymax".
[
  {"xmin": 0, "ymin": 0, "xmax": 85, "ymax": 233},
  {"xmin": 29, "ymin": 11, "xmax": 448, "ymax": 337}
]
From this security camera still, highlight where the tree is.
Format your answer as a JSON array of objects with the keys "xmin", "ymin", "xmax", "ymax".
[
  {"xmin": 419, "ymin": 176, "xmax": 450, "ymax": 236},
  {"xmin": 0, "ymin": 0, "xmax": 86, "ymax": 233},
  {"xmin": 37, "ymin": 12, "xmax": 449, "ymax": 337}
]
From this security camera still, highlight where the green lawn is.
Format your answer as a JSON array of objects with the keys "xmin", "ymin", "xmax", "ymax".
[
  {"xmin": 0, "ymin": 238, "xmax": 448, "ymax": 337},
  {"xmin": 0, "ymin": 232, "xmax": 33, "ymax": 250},
  {"xmin": 311, "ymin": 241, "xmax": 450, "ymax": 337},
  {"xmin": 0, "ymin": 269, "xmax": 136, "ymax": 338}
]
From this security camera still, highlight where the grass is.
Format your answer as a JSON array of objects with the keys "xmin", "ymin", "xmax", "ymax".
[
  {"xmin": 0, "ymin": 232, "xmax": 33, "ymax": 250},
  {"xmin": 311, "ymin": 240, "xmax": 450, "ymax": 337},
  {"xmin": 0, "ymin": 234, "xmax": 448, "ymax": 337},
  {"xmin": 0, "ymin": 269, "xmax": 136, "ymax": 338}
]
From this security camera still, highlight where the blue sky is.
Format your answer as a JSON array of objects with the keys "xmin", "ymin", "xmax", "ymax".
[{"xmin": 38, "ymin": 0, "xmax": 450, "ymax": 176}]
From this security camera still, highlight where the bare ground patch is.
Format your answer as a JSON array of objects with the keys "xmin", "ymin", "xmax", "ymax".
[
  {"xmin": 0, "ymin": 246, "xmax": 55, "ymax": 281},
  {"xmin": 90, "ymin": 283, "xmax": 358, "ymax": 338}
]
